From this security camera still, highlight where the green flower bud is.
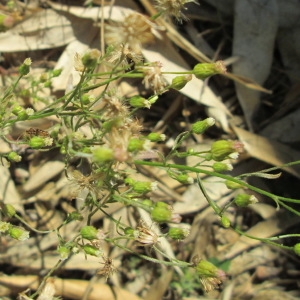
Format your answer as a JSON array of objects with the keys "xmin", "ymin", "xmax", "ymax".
[
  {"xmin": 293, "ymin": 243, "xmax": 300, "ymax": 256},
  {"xmin": 124, "ymin": 227, "xmax": 135, "ymax": 236},
  {"xmin": 39, "ymin": 73, "xmax": 48, "ymax": 82},
  {"xmin": 212, "ymin": 162, "xmax": 233, "ymax": 172},
  {"xmin": 58, "ymin": 245, "xmax": 70, "ymax": 260},
  {"xmin": 170, "ymin": 74, "xmax": 192, "ymax": 90},
  {"xmin": 102, "ymin": 117, "xmax": 123, "ymax": 131},
  {"xmin": 8, "ymin": 226, "xmax": 30, "ymax": 241},
  {"xmin": 81, "ymin": 94, "xmax": 95, "ymax": 105},
  {"xmin": 60, "ymin": 145, "xmax": 67, "ymax": 154},
  {"xmin": 7, "ymin": 151, "xmax": 22, "ymax": 162},
  {"xmin": 193, "ymin": 61, "xmax": 226, "ymax": 80},
  {"xmin": 195, "ymin": 259, "xmax": 226, "ymax": 292},
  {"xmin": 220, "ymin": 215, "xmax": 231, "ymax": 228},
  {"xmin": 132, "ymin": 181, "xmax": 158, "ymax": 193},
  {"xmin": 168, "ymin": 227, "xmax": 190, "ymax": 240},
  {"xmin": 0, "ymin": 14, "xmax": 14, "ymax": 32},
  {"xmin": 80, "ymin": 225, "xmax": 98, "ymax": 240},
  {"xmin": 147, "ymin": 132, "xmax": 166, "ymax": 142},
  {"xmin": 234, "ymin": 194, "xmax": 258, "ymax": 207},
  {"xmin": 0, "ymin": 221, "xmax": 10, "ymax": 233},
  {"xmin": 127, "ymin": 138, "xmax": 148, "ymax": 152},
  {"xmin": 81, "ymin": 49, "xmax": 101, "ymax": 69},
  {"xmin": 210, "ymin": 140, "xmax": 243, "ymax": 161},
  {"xmin": 28, "ymin": 136, "xmax": 46, "ymax": 149},
  {"xmin": 19, "ymin": 58, "xmax": 32, "ymax": 76},
  {"xmin": 52, "ymin": 68, "xmax": 62, "ymax": 77},
  {"xmin": 124, "ymin": 177, "xmax": 136, "ymax": 186},
  {"xmin": 151, "ymin": 205, "xmax": 172, "ymax": 223},
  {"xmin": 148, "ymin": 95, "xmax": 159, "ymax": 105},
  {"xmin": 2, "ymin": 204, "xmax": 16, "ymax": 217},
  {"xmin": 92, "ymin": 147, "xmax": 114, "ymax": 162},
  {"xmin": 142, "ymin": 199, "xmax": 154, "ymax": 208},
  {"xmin": 65, "ymin": 211, "xmax": 84, "ymax": 223},
  {"xmin": 173, "ymin": 173, "xmax": 194, "ymax": 184},
  {"xmin": 195, "ymin": 259, "xmax": 220, "ymax": 277},
  {"xmin": 129, "ymin": 95, "xmax": 151, "ymax": 108},
  {"xmin": 12, "ymin": 105, "xmax": 24, "ymax": 116},
  {"xmin": 225, "ymin": 180, "xmax": 244, "ymax": 190},
  {"xmin": 82, "ymin": 244, "xmax": 102, "ymax": 257},
  {"xmin": 43, "ymin": 81, "xmax": 52, "ymax": 88},
  {"xmin": 191, "ymin": 118, "xmax": 215, "ymax": 134}
]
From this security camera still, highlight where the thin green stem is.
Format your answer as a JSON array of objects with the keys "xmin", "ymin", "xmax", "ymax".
[
  {"xmin": 134, "ymin": 160, "xmax": 300, "ymax": 204},
  {"xmin": 15, "ymin": 214, "xmax": 53, "ymax": 234}
]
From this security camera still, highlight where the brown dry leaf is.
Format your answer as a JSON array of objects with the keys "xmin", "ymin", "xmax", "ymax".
[
  {"xmin": 253, "ymin": 289, "xmax": 299, "ymax": 300},
  {"xmin": 0, "ymin": 165, "xmax": 24, "ymax": 214},
  {"xmin": 224, "ymin": 213, "xmax": 299, "ymax": 260},
  {"xmin": 144, "ymin": 270, "xmax": 173, "ymax": 300},
  {"xmin": 277, "ymin": 26, "xmax": 300, "ymax": 83},
  {"xmin": 233, "ymin": 126, "xmax": 300, "ymax": 178},
  {"xmin": 0, "ymin": 275, "xmax": 142, "ymax": 300},
  {"xmin": 0, "ymin": 9, "xmax": 74, "ymax": 51},
  {"xmin": 232, "ymin": 0, "xmax": 278, "ymax": 130},
  {"xmin": 22, "ymin": 158, "xmax": 65, "ymax": 192},
  {"xmin": 228, "ymin": 245, "xmax": 278, "ymax": 276},
  {"xmin": 260, "ymin": 108, "xmax": 300, "ymax": 144}
]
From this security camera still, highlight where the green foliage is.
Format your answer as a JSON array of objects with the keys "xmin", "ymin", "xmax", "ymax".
[{"xmin": 1, "ymin": 2, "xmax": 300, "ymax": 299}]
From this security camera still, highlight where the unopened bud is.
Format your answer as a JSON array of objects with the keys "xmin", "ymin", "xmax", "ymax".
[
  {"xmin": 52, "ymin": 68, "xmax": 62, "ymax": 77},
  {"xmin": 129, "ymin": 96, "xmax": 151, "ymax": 108},
  {"xmin": 212, "ymin": 162, "xmax": 233, "ymax": 172},
  {"xmin": 225, "ymin": 180, "xmax": 244, "ymax": 190},
  {"xmin": 80, "ymin": 225, "xmax": 98, "ymax": 240},
  {"xmin": 0, "ymin": 221, "xmax": 10, "ymax": 233},
  {"xmin": 19, "ymin": 58, "xmax": 32, "ymax": 76},
  {"xmin": 28, "ymin": 136, "xmax": 46, "ymax": 149},
  {"xmin": 65, "ymin": 211, "xmax": 84, "ymax": 223},
  {"xmin": 82, "ymin": 244, "xmax": 102, "ymax": 257},
  {"xmin": 124, "ymin": 227, "xmax": 135, "ymax": 236},
  {"xmin": 128, "ymin": 138, "xmax": 149, "ymax": 152},
  {"xmin": 3, "ymin": 204, "xmax": 16, "ymax": 217},
  {"xmin": 147, "ymin": 132, "xmax": 166, "ymax": 142},
  {"xmin": 191, "ymin": 118, "xmax": 215, "ymax": 134},
  {"xmin": 294, "ymin": 243, "xmax": 300, "ymax": 256},
  {"xmin": 151, "ymin": 202, "xmax": 172, "ymax": 223},
  {"xmin": 173, "ymin": 173, "xmax": 194, "ymax": 184},
  {"xmin": 193, "ymin": 61, "xmax": 226, "ymax": 80},
  {"xmin": 93, "ymin": 147, "xmax": 114, "ymax": 162},
  {"xmin": 234, "ymin": 194, "xmax": 258, "ymax": 207},
  {"xmin": 81, "ymin": 49, "xmax": 101, "ymax": 69},
  {"xmin": 211, "ymin": 140, "xmax": 243, "ymax": 162},
  {"xmin": 8, "ymin": 226, "xmax": 30, "ymax": 241},
  {"xmin": 0, "ymin": 14, "xmax": 14, "ymax": 32},
  {"xmin": 58, "ymin": 245, "xmax": 70, "ymax": 260},
  {"xmin": 220, "ymin": 215, "xmax": 231, "ymax": 228},
  {"xmin": 171, "ymin": 75, "xmax": 192, "ymax": 90},
  {"xmin": 168, "ymin": 227, "xmax": 190, "ymax": 240},
  {"xmin": 132, "ymin": 181, "xmax": 158, "ymax": 193},
  {"xmin": 7, "ymin": 151, "xmax": 21, "ymax": 162}
]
